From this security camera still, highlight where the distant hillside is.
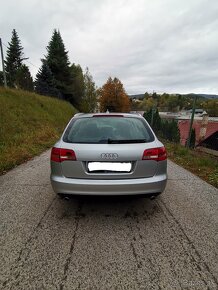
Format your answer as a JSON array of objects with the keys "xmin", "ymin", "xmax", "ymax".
[
  {"xmin": 129, "ymin": 93, "xmax": 218, "ymax": 100},
  {"xmin": 194, "ymin": 94, "xmax": 218, "ymax": 99},
  {"xmin": 0, "ymin": 87, "xmax": 77, "ymax": 173}
]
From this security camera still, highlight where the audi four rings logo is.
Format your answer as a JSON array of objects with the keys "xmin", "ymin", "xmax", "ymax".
[{"xmin": 101, "ymin": 153, "xmax": 118, "ymax": 159}]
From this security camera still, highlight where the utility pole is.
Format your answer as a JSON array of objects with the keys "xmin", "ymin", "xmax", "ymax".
[
  {"xmin": 151, "ymin": 106, "xmax": 155, "ymax": 127},
  {"xmin": 186, "ymin": 95, "xmax": 197, "ymax": 148},
  {"xmin": 151, "ymin": 99, "xmax": 158, "ymax": 127},
  {"xmin": 0, "ymin": 37, "xmax": 7, "ymax": 87}
]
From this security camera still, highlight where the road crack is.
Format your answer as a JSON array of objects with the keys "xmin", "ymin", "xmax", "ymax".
[
  {"xmin": 1, "ymin": 196, "xmax": 57, "ymax": 288},
  {"xmin": 124, "ymin": 205, "xmax": 163, "ymax": 290},
  {"xmin": 157, "ymin": 199, "xmax": 218, "ymax": 288},
  {"xmin": 59, "ymin": 201, "xmax": 83, "ymax": 290}
]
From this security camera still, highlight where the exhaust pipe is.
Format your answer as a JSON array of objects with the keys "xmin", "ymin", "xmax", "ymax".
[
  {"xmin": 58, "ymin": 194, "xmax": 70, "ymax": 200},
  {"xmin": 149, "ymin": 195, "xmax": 156, "ymax": 200},
  {"xmin": 63, "ymin": 196, "xmax": 70, "ymax": 201}
]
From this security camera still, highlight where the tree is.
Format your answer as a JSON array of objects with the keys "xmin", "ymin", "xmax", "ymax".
[
  {"xmin": 152, "ymin": 91, "xmax": 158, "ymax": 100},
  {"xmin": 45, "ymin": 29, "xmax": 71, "ymax": 99},
  {"xmin": 80, "ymin": 67, "xmax": 97, "ymax": 113},
  {"xmin": 143, "ymin": 108, "xmax": 161, "ymax": 133},
  {"xmin": 0, "ymin": 71, "xmax": 4, "ymax": 86},
  {"xmin": 202, "ymin": 100, "xmax": 218, "ymax": 117},
  {"xmin": 69, "ymin": 63, "xmax": 84, "ymax": 108},
  {"xmin": 4, "ymin": 29, "xmax": 25, "ymax": 87},
  {"xmin": 160, "ymin": 120, "xmax": 180, "ymax": 142},
  {"xmin": 140, "ymin": 97, "xmax": 156, "ymax": 111},
  {"xmin": 158, "ymin": 93, "xmax": 169, "ymax": 111},
  {"xmin": 35, "ymin": 60, "xmax": 60, "ymax": 98},
  {"xmin": 99, "ymin": 77, "xmax": 130, "ymax": 112},
  {"xmin": 167, "ymin": 95, "xmax": 179, "ymax": 112},
  {"xmin": 170, "ymin": 120, "xmax": 180, "ymax": 142},
  {"xmin": 144, "ymin": 92, "xmax": 150, "ymax": 99},
  {"xmin": 143, "ymin": 109, "xmax": 152, "ymax": 124},
  {"xmin": 153, "ymin": 109, "xmax": 162, "ymax": 132},
  {"xmin": 15, "ymin": 64, "xmax": 34, "ymax": 91},
  {"xmin": 189, "ymin": 128, "xmax": 196, "ymax": 148}
]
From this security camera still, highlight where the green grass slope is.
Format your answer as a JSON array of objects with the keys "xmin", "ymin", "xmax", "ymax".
[{"xmin": 0, "ymin": 87, "xmax": 77, "ymax": 174}]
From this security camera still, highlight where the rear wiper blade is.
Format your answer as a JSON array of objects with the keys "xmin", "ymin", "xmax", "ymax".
[{"xmin": 107, "ymin": 139, "xmax": 147, "ymax": 144}]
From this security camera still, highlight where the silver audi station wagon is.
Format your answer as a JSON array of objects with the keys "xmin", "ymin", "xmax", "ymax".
[{"xmin": 50, "ymin": 113, "xmax": 167, "ymax": 197}]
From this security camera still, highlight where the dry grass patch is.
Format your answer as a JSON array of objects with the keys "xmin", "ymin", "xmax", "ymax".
[
  {"xmin": 164, "ymin": 141, "xmax": 218, "ymax": 188},
  {"xmin": 0, "ymin": 87, "xmax": 77, "ymax": 173}
]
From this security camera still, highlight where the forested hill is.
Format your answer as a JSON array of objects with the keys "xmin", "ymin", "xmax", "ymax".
[
  {"xmin": 129, "ymin": 93, "xmax": 218, "ymax": 100},
  {"xmin": 193, "ymin": 93, "xmax": 218, "ymax": 99}
]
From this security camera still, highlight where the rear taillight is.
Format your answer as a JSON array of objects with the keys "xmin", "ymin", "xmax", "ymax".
[
  {"xmin": 51, "ymin": 147, "xmax": 77, "ymax": 162},
  {"xmin": 51, "ymin": 147, "xmax": 61, "ymax": 162},
  {"xmin": 142, "ymin": 147, "xmax": 167, "ymax": 161}
]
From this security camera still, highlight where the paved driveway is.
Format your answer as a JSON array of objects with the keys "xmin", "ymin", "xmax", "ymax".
[{"xmin": 0, "ymin": 150, "xmax": 217, "ymax": 289}]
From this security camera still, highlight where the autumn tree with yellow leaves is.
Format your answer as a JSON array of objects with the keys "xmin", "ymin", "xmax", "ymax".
[{"xmin": 99, "ymin": 77, "xmax": 130, "ymax": 112}]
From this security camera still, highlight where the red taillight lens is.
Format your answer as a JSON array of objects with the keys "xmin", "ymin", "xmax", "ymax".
[
  {"xmin": 157, "ymin": 147, "xmax": 167, "ymax": 161},
  {"xmin": 60, "ymin": 148, "xmax": 77, "ymax": 161},
  {"xmin": 142, "ymin": 147, "xmax": 167, "ymax": 161},
  {"xmin": 51, "ymin": 147, "xmax": 77, "ymax": 162},
  {"xmin": 51, "ymin": 147, "xmax": 60, "ymax": 162}
]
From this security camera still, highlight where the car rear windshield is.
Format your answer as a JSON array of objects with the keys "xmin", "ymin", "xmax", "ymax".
[{"xmin": 63, "ymin": 116, "xmax": 155, "ymax": 144}]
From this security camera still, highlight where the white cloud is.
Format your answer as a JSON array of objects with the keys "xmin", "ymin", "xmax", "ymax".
[{"xmin": 0, "ymin": 0, "xmax": 218, "ymax": 94}]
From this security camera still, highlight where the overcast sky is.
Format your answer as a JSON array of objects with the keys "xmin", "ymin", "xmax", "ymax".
[{"xmin": 1, "ymin": 0, "xmax": 218, "ymax": 95}]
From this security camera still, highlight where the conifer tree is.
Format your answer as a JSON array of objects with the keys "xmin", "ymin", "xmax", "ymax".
[
  {"xmin": 171, "ymin": 120, "xmax": 180, "ymax": 143},
  {"xmin": 45, "ymin": 29, "xmax": 71, "ymax": 98},
  {"xmin": 16, "ymin": 64, "xmax": 34, "ymax": 91},
  {"xmin": 35, "ymin": 60, "xmax": 60, "ymax": 98},
  {"xmin": 143, "ymin": 108, "xmax": 161, "ymax": 134},
  {"xmin": 160, "ymin": 119, "xmax": 180, "ymax": 143},
  {"xmin": 143, "ymin": 109, "xmax": 152, "ymax": 125},
  {"xmin": 5, "ymin": 29, "xmax": 24, "ymax": 87},
  {"xmin": 189, "ymin": 128, "xmax": 196, "ymax": 148}
]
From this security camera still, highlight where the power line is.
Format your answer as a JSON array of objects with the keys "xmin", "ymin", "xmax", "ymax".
[
  {"xmin": 2, "ymin": 40, "xmax": 39, "ymax": 70},
  {"xmin": 24, "ymin": 59, "xmax": 39, "ymax": 69},
  {"xmin": 1, "ymin": 41, "xmax": 7, "ymax": 48}
]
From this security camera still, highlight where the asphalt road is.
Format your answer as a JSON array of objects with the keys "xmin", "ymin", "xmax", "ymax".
[{"xmin": 0, "ymin": 150, "xmax": 218, "ymax": 290}]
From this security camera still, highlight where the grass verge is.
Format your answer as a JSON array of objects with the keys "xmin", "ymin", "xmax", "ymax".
[
  {"xmin": 163, "ymin": 140, "xmax": 218, "ymax": 188},
  {"xmin": 0, "ymin": 87, "xmax": 77, "ymax": 174}
]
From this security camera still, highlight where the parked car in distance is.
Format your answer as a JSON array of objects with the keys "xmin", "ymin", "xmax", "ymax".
[{"xmin": 50, "ymin": 113, "xmax": 167, "ymax": 198}]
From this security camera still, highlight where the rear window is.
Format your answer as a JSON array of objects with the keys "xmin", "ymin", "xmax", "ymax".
[{"xmin": 63, "ymin": 117, "xmax": 155, "ymax": 144}]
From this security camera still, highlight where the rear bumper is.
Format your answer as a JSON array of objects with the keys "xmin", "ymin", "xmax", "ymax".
[{"xmin": 50, "ymin": 174, "xmax": 167, "ymax": 196}]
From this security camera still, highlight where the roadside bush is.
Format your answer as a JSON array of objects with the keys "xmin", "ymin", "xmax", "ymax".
[
  {"xmin": 159, "ymin": 120, "xmax": 180, "ymax": 143},
  {"xmin": 143, "ymin": 109, "xmax": 180, "ymax": 143}
]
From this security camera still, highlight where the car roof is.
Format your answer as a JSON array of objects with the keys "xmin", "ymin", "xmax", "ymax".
[{"xmin": 73, "ymin": 112, "xmax": 143, "ymax": 118}]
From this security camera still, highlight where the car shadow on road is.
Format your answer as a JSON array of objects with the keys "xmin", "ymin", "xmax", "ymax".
[{"xmin": 55, "ymin": 194, "xmax": 162, "ymax": 221}]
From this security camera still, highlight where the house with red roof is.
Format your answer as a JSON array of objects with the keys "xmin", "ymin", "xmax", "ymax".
[
  {"xmin": 178, "ymin": 119, "xmax": 218, "ymax": 146},
  {"xmin": 159, "ymin": 111, "xmax": 218, "ymax": 149}
]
